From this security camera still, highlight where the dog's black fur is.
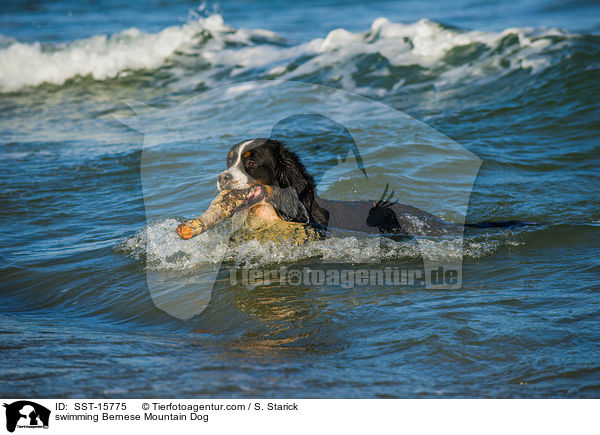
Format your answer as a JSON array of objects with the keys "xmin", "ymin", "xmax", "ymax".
[{"xmin": 255, "ymin": 139, "xmax": 330, "ymax": 228}]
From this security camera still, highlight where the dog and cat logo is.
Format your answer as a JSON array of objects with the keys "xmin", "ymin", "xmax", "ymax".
[{"xmin": 3, "ymin": 401, "xmax": 50, "ymax": 432}]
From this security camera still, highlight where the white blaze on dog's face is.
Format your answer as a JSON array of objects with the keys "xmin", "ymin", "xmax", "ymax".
[
  {"xmin": 217, "ymin": 139, "xmax": 254, "ymax": 191},
  {"xmin": 217, "ymin": 138, "xmax": 276, "ymax": 191}
]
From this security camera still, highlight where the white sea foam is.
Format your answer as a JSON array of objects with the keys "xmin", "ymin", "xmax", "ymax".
[
  {"xmin": 278, "ymin": 18, "xmax": 566, "ymax": 92},
  {"xmin": 116, "ymin": 217, "xmax": 523, "ymax": 271},
  {"xmin": 0, "ymin": 14, "xmax": 261, "ymax": 92},
  {"xmin": 0, "ymin": 14, "xmax": 570, "ymax": 93}
]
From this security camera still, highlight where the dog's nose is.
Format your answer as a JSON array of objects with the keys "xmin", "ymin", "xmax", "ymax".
[{"xmin": 217, "ymin": 172, "xmax": 232, "ymax": 187}]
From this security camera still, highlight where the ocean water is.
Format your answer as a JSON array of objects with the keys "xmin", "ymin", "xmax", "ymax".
[{"xmin": 1, "ymin": 0, "xmax": 599, "ymax": 398}]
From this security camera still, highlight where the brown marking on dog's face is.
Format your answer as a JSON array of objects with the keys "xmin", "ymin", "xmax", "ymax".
[{"xmin": 243, "ymin": 151, "xmax": 252, "ymax": 158}]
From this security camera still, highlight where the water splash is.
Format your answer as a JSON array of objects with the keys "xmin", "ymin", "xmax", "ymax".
[{"xmin": 116, "ymin": 217, "xmax": 524, "ymax": 271}]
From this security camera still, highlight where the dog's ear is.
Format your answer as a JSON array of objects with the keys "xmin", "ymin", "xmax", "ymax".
[
  {"xmin": 269, "ymin": 140, "xmax": 329, "ymax": 228},
  {"xmin": 273, "ymin": 141, "xmax": 309, "ymax": 193},
  {"xmin": 269, "ymin": 141, "xmax": 310, "ymax": 222},
  {"xmin": 270, "ymin": 186, "xmax": 310, "ymax": 223}
]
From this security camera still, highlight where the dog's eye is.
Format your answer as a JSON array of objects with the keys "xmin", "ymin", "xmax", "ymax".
[{"xmin": 245, "ymin": 160, "xmax": 257, "ymax": 169}]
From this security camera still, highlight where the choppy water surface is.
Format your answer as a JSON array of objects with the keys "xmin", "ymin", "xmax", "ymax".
[{"xmin": 1, "ymin": 0, "xmax": 599, "ymax": 398}]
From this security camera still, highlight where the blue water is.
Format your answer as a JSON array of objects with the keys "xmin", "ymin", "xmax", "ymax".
[{"xmin": 0, "ymin": 0, "xmax": 599, "ymax": 398}]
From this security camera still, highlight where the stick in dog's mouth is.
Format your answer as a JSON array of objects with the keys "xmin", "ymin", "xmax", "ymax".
[
  {"xmin": 177, "ymin": 184, "xmax": 267, "ymax": 239},
  {"xmin": 242, "ymin": 184, "xmax": 266, "ymax": 206}
]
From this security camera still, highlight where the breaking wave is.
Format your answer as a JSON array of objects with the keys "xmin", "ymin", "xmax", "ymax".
[{"xmin": 0, "ymin": 13, "xmax": 578, "ymax": 93}]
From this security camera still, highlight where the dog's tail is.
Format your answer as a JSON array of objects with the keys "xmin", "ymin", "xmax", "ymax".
[{"xmin": 465, "ymin": 220, "xmax": 540, "ymax": 229}]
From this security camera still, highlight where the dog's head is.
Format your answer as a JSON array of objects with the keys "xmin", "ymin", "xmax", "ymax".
[
  {"xmin": 217, "ymin": 138, "xmax": 329, "ymax": 227},
  {"xmin": 217, "ymin": 138, "xmax": 278, "ymax": 191}
]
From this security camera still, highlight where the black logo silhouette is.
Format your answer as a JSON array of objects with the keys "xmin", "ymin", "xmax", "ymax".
[{"xmin": 3, "ymin": 401, "xmax": 50, "ymax": 433}]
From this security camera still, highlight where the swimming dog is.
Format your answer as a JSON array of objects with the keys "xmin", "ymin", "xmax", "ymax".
[{"xmin": 217, "ymin": 138, "xmax": 462, "ymax": 238}]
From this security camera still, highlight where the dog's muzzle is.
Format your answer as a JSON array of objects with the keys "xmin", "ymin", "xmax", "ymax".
[
  {"xmin": 217, "ymin": 172, "xmax": 232, "ymax": 190},
  {"xmin": 217, "ymin": 168, "xmax": 252, "ymax": 191}
]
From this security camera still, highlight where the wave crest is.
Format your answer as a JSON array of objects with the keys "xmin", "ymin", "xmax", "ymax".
[
  {"xmin": 0, "ymin": 14, "xmax": 268, "ymax": 92},
  {"xmin": 0, "ymin": 14, "xmax": 576, "ymax": 93}
]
